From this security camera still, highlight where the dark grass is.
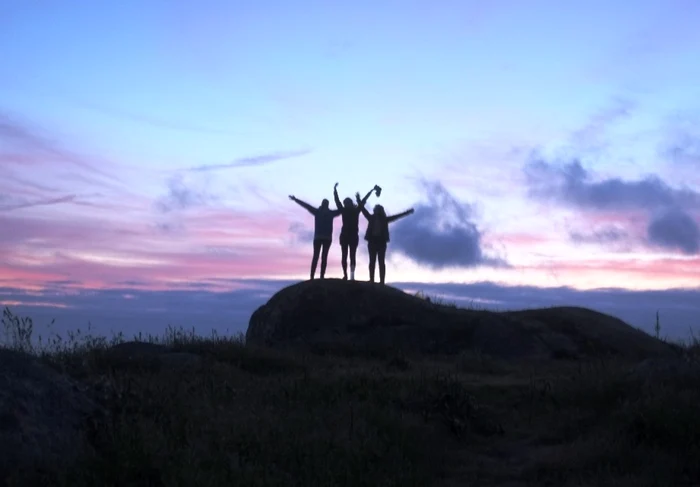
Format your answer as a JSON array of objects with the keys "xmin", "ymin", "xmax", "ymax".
[{"xmin": 3, "ymin": 306, "xmax": 700, "ymax": 487}]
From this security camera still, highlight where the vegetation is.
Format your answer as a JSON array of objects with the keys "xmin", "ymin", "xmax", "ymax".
[{"xmin": 2, "ymin": 306, "xmax": 699, "ymax": 487}]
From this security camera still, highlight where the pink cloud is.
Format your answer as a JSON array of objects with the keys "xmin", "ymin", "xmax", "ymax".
[
  {"xmin": 0, "ymin": 110, "xmax": 139, "ymax": 217},
  {"xmin": 0, "ymin": 109, "xmax": 350, "ymax": 291},
  {"xmin": 0, "ymin": 194, "xmax": 77, "ymax": 212},
  {"xmin": 0, "ymin": 247, "xmax": 329, "ymax": 291},
  {"xmin": 484, "ymin": 232, "xmax": 554, "ymax": 247},
  {"xmin": 579, "ymin": 210, "xmax": 649, "ymax": 227},
  {"xmin": 4, "ymin": 194, "xmax": 697, "ymax": 292},
  {"xmin": 0, "ymin": 203, "xmax": 345, "ymax": 291},
  {"xmin": 0, "ymin": 300, "xmax": 72, "ymax": 309},
  {"xmin": 518, "ymin": 256, "xmax": 700, "ymax": 288},
  {"xmin": 183, "ymin": 208, "xmax": 293, "ymax": 241},
  {"xmin": 0, "ymin": 266, "xmax": 67, "ymax": 285},
  {"xmin": 0, "ymin": 111, "xmax": 110, "ymax": 166}
]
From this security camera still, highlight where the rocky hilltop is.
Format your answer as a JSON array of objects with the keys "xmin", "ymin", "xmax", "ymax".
[{"xmin": 246, "ymin": 279, "xmax": 675, "ymax": 360}]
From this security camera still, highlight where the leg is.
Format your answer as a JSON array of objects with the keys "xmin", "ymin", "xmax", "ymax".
[
  {"xmin": 349, "ymin": 235, "xmax": 359, "ymax": 280},
  {"xmin": 310, "ymin": 239, "xmax": 322, "ymax": 279},
  {"xmin": 340, "ymin": 236, "xmax": 349, "ymax": 280},
  {"xmin": 368, "ymin": 241, "xmax": 377, "ymax": 282},
  {"xmin": 320, "ymin": 239, "xmax": 331, "ymax": 278},
  {"xmin": 378, "ymin": 243, "xmax": 387, "ymax": 284}
]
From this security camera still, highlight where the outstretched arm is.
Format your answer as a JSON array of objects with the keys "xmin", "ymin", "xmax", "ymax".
[
  {"xmin": 387, "ymin": 208, "xmax": 415, "ymax": 223},
  {"xmin": 333, "ymin": 183, "xmax": 343, "ymax": 210},
  {"xmin": 289, "ymin": 195, "xmax": 316, "ymax": 215}
]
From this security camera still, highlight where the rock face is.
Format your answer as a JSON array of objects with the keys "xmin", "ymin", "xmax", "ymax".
[
  {"xmin": 0, "ymin": 348, "xmax": 101, "ymax": 482},
  {"xmin": 246, "ymin": 279, "xmax": 675, "ymax": 360}
]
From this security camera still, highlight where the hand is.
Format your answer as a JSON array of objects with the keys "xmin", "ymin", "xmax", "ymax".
[
  {"xmin": 334, "ymin": 182, "xmax": 339, "ymax": 189},
  {"xmin": 288, "ymin": 195, "xmax": 295, "ymax": 201},
  {"xmin": 355, "ymin": 191, "xmax": 361, "ymax": 200},
  {"xmin": 408, "ymin": 208, "xmax": 415, "ymax": 214}
]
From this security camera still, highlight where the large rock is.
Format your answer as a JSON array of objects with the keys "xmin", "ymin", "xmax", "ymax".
[
  {"xmin": 0, "ymin": 347, "xmax": 102, "ymax": 482},
  {"xmin": 246, "ymin": 279, "xmax": 675, "ymax": 360},
  {"xmin": 507, "ymin": 307, "xmax": 676, "ymax": 360}
]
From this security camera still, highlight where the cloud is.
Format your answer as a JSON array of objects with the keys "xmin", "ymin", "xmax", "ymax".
[
  {"xmin": 484, "ymin": 232, "xmax": 553, "ymax": 248},
  {"xmin": 570, "ymin": 97, "xmax": 635, "ymax": 150},
  {"xmin": 647, "ymin": 208, "xmax": 700, "ymax": 255},
  {"xmin": 0, "ymin": 110, "xmax": 120, "ymax": 185},
  {"xmin": 288, "ymin": 222, "xmax": 314, "ymax": 243},
  {"xmin": 0, "ymin": 194, "xmax": 77, "ymax": 212},
  {"xmin": 524, "ymin": 156, "xmax": 700, "ymax": 211},
  {"xmin": 154, "ymin": 174, "xmax": 218, "ymax": 213},
  {"xmin": 0, "ymin": 112, "xmax": 57, "ymax": 154},
  {"xmin": 0, "ymin": 109, "xmax": 141, "ymax": 225},
  {"xmin": 390, "ymin": 180, "xmax": 507, "ymax": 269},
  {"xmin": 523, "ymin": 154, "xmax": 700, "ymax": 255},
  {"xmin": 0, "ymin": 283, "xmax": 282, "ymax": 342},
  {"xmin": 1, "ymin": 170, "xmax": 64, "ymax": 194},
  {"xmin": 189, "ymin": 149, "xmax": 311, "ymax": 172},
  {"xmin": 569, "ymin": 226, "xmax": 630, "ymax": 245},
  {"xmin": 0, "ymin": 246, "xmax": 312, "ymax": 294},
  {"xmin": 63, "ymin": 98, "xmax": 238, "ymax": 136},
  {"xmin": 515, "ymin": 256, "xmax": 700, "ymax": 289},
  {"xmin": 664, "ymin": 131, "xmax": 700, "ymax": 167},
  {"xmin": 0, "ymin": 205, "xmax": 317, "ymax": 291}
]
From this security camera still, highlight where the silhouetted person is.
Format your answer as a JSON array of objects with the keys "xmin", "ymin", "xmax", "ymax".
[
  {"xmin": 289, "ymin": 195, "xmax": 341, "ymax": 279},
  {"xmin": 333, "ymin": 183, "xmax": 378, "ymax": 280},
  {"xmin": 358, "ymin": 198, "xmax": 415, "ymax": 284}
]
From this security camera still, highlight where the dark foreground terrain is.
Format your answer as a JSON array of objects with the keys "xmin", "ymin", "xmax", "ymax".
[{"xmin": 1, "ymin": 285, "xmax": 699, "ymax": 486}]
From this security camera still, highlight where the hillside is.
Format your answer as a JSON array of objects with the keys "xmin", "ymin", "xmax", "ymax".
[
  {"xmin": 247, "ymin": 279, "xmax": 675, "ymax": 360},
  {"xmin": 0, "ymin": 283, "xmax": 696, "ymax": 486}
]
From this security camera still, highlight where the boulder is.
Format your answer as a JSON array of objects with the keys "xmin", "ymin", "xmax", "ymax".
[
  {"xmin": 507, "ymin": 307, "xmax": 676, "ymax": 360},
  {"xmin": 246, "ymin": 279, "xmax": 675, "ymax": 360},
  {"xmin": 0, "ymin": 347, "xmax": 102, "ymax": 482}
]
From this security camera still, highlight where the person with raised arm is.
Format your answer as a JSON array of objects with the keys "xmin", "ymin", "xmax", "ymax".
[
  {"xmin": 357, "ymin": 196, "xmax": 415, "ymax": 284},
  {"xmin": 333, "ymin": 182, "xmax": 379, "ymax": 280},
  {"xmin": 289, "ymin": 194, "xmax": 341, "ymax": 280}
]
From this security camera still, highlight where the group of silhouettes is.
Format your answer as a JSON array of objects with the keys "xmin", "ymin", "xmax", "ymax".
[{"xmin": 289, "ymin": 183, "xmax": 415, "ymax": 284}]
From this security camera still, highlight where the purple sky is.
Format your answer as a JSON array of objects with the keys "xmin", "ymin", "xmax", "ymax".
[{"xmin": 1, "ymin": 0, "xmax": 699, "ymax": 341}]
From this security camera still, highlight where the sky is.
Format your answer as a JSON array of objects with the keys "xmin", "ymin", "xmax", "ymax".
[{"xmin": 1, "ymin": 0, "xmax": 699, "ymax": 342}]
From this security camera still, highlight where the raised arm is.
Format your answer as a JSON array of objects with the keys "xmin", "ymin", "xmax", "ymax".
[
  {"xmin": 387, "ymin": 208, "xmax": 415, "ymax": 223},
  {"xmin": 357, "ymin": 187, "xmax": 375, "ymax": 210},
  {"xmin": 333, "ymin": 183, "xmax": 343, "ymax": 210},
  {"xmin": 356, "ymin": 192, "xmax": 372, "ymax": 220},
  {"xmin": 289, "ymin": 195, "xmax": 316, "ymax": 215}
]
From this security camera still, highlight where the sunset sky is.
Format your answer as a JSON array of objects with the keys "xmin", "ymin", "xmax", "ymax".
[{"xmin": 1, "ymin": 0, "xmax": 699, "ymax": 340}]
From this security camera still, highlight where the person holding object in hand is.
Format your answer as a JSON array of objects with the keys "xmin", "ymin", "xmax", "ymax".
[
  {"xmin": 333, "ymin": 182, "xmax": 378, "ymax": 280},
  {"xmin": 357, "ymin": 196, "xmax": 414, "ymax": 285},
  {"xmin": 289, "ymin": 194, "xmax": 341, "ymax": 280}
]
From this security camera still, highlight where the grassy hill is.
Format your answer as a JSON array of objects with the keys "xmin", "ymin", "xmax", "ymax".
[{"xmin": 2, "ymin": 304, "xmax": 700, "ymax": 487}]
